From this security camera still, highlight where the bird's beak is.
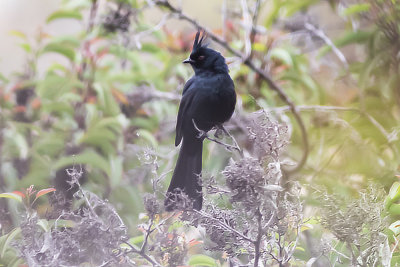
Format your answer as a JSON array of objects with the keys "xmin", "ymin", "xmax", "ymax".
[{"xmin": 183, "ymin": 58, "xmax": 195, "ymax": 64}]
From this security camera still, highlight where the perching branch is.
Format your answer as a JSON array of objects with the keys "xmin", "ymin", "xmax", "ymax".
[
  {"xmin": 154, "ymin": 0, "xmax": 309, "ymax": 174},
  {"xmin": 192, "ymin": 119, "xmax": 242, "ymax": 154}
]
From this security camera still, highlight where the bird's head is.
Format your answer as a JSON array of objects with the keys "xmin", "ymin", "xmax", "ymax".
[{"xmin": 183, "ymin": 30, "xmax": 228, "ymax": 74}]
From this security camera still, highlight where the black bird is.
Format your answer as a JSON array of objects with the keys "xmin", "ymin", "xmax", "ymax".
[{"xmin": 165, "ymin": 31, "xmax": 236, "ymax": 211}]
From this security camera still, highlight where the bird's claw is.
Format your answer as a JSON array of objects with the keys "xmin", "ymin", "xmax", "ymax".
[
  {"xmin": 214, "ymin": 127, "xmax": 223, "ymax": 139},
  {"xmin": 196, "ymin": 129, "xmax": 208, "ymax": 139}
]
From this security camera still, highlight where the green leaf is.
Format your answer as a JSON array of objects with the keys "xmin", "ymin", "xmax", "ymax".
[
  {"xmin": 136, "ymin": 129, "xmax": 158, "ymax": 148},
  {"xmin": 389, "ymin": 203, "xmax": 400, "ymax": 216},
  {"xmin": 0, "ymin": 193, "xmax": 22, "ymax": 203},
  {"xmin": 389, "ymin": 182, "xmax": 400, "ymax": 200},
  {"xmin": 37, "ymin": 73, "xmax": 83, "ymax": 100},
  {"xmin": 341, "ymin": 3, "xmax": 370, "ymax": 17},
  {"xmin": 386, "ymin": 182, "xmax": 400, "ymax": 210},
  {"xmin": 93, "ymin": 83, "xmax": 121, "ymax": 116},
  {"xmin": 188, "ymin": 254, "xmax": 218, "ymax": 267},
  {"xmin": 46, "ymin": 10, "xmax": 82, "ymax": 23},
  {"xmin": 129, "ymin": 235, "xmax": 144, "ymax": 245},
  {"xmin": 389, "ymin": 220, "xmax": 400, "ymax": 236},
  {"xmin": 319, "ymin": 31, "xmax": 371, "ymax": 56},
  {"xmin": 0, "ymin": 228, "xmax": 21, "ymax": 258},
  {"xmin": 109, "ymin": 155, "xmax": 123, "ymax": 188},
  {"xmin": 18, "ymin": 43, "xmax": 31, "ymax": 53},
  {"xmin": 80, "ymin": 117, "xmax": 122, "ymax": 155},
  {"xmin": 270, "ymin": 48, "xmax": 293, "ymax": 67},
  {"xmin": 8, "ymin": 30, "xmax": 27, "ymax": 40},
  {"xmin": 53, "ymin": 150, "xmax": 111, "ymax": 177},
  {"xmin": 42, "ymin": 42, "xmax": 75, "ymax": 61}
]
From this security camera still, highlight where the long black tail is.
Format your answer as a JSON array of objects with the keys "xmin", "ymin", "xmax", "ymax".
[{"xmin": 165, "ymin": 136, "xmax": 203, "ymax": 211}]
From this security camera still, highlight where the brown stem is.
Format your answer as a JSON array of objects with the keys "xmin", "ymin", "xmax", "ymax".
[{"xmin": 253, "ymin": 209, "xmax": 263, "ymax": 267}]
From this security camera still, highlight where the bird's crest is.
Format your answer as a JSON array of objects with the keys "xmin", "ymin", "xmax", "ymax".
[{"xmin": 192, "ymin": 30, "xmax": 207, "ymax": 52}]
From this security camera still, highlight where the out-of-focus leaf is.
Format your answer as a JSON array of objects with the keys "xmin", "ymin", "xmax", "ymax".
[
  {"xmin": 389, "ymin": 203, "xmax": 400, "ymax": 216},
  {"xmin": 136, "ymin": 129, "xmax": 158, "ymax": 147},
  {"xmin": 129, "ymin": 235, "xmax": 144, "ymax": 245},
  {"xmin": 270, "ymin": 48, "xmax": 293, "ymax": 67},
  {"xmin": 35, "ymin": 188, "xmax": 56, "ymax": 199},
  {"xmin": 80, "ymin": 117, "xmax": 122, "ymax": 154},
  {"xmin": 252, "ymin": 42, "xmax": 266, "ymax": 52},
  {"xmin": 0, "ymin": 193, "xmax": 22, "ymax": 203},
  {"xmin": 389, "ymin": 220, "xmax": 400, "ymax": 236},
  {"xmin": 65, "ymin": 0, "xmax": 91, "ymax": 9},
  {"xmin": 42, "ymin": 42, "xmax": 75, "ymax": 61},
  {"xmin": 18, "ymin": 43, "xmax": 31, "ymax": 53},
  {"xmin": 188, "ymin": 254, "xmax": 218, "ymax": 267},
  {"xmin": 0, "ymin": 228, "xmax": 21, "ymax": 258},
  {"xmin": 46, "ymin": 10, "xmax": 82, "ymax": 23},
  {"xmin": 386, "ymin": 182, "xmax": 400, "ymax": 209},
  {"xmin": 109, "ymin": 155, "xmax": 123, "ymax": 188},
  {"xmin": 37, "ymin": 73, "xmax": 83, "ymax": 100},
  {"xmin": 54, "ymin": 150, "xmax": 111, "ymax": 177},
  {"xmin": 0, "ymin": 72, "xmax": 9, "ymax": 83},
  {"xmin": 8, "ymin": 30, "xmax": 27, "ymax": 40},
  {"xmin": 93, "ymin": 83, "xmax": 121, "ymax": 116},
  {"xmin": 341, "ymin": 3, "xmax": 370, "ymax": 17},
  {"xmin": 319, "ymin": 31, "xmax": 371, "ymax": 56}
]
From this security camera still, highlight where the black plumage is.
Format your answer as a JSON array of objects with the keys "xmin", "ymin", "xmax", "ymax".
[{"xmin": 165, "ymin": 31, "xmax": 236, "ymax": 211}]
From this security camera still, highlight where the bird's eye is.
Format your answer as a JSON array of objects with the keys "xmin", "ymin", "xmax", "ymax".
[{"xmin": 198, "ymin": 55, "xmax": 205, "ymax": 61}]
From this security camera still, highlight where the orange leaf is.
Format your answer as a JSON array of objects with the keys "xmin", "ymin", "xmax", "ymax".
[
  {"xmin": 14, "ymin": 106, "xmax": 26, "ymax": 113},
  {"xmin": 111, "ymin": 88, "xmax": 128, "ymax": 105},
  {"xmin": 188, "ymin": 239, "xmax": 202, "ymax": 247},
  {"xmin": 35, "ymin": 188, "xmax": 56, "ymax": 199},
  {"xmin": 31, "ymin": 98, "xmax": 41, "ymax": 109},
  {"xmin": 12, "ymin": 191, "xmax": 26, "ymax": 198}
]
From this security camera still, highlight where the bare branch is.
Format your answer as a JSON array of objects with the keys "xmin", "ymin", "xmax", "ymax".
[
  {"xmin": 124, "ymin": 241, "xmax": 162, "ymax": 267},
  {"xmin": 304, "ymin": 23, "xmax": 348, "ymax": 68},
  {"xmin": 192, "ymin": 119, "xmax": 242, "ymax": 154},
  {"xmin": 193, "ymin": 209, "xmax": 256, "ymax": 243}
]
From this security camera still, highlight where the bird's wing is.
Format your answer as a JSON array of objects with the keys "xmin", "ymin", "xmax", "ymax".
[{"xmin": 175, "ymin": 79, "xmax": 195, "ymax": 146}]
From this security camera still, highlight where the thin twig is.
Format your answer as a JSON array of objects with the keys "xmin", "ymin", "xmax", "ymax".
[
  {"xmin": 240, "ymin": 0, "xmax": 252, "ymax": 57},
  {"xmin": 220, "ymin": 125, "xmax": 244, "ymax": 156},
  {"xmin": 87, "ymin": 0, "xmax": 99, "ymax": 33},
  {"xmin": 193, "ymin": 209, "xmax": 255, "ymax": 243},
  {"xmin": 304, "ymin": 23, "xmax": 348, "ymax": 68},
  {"xmin": 124, "ymin": 241, "xmax": 162, "ymax": 267},
  {"xmin": 154, "ymin": 0, "xmax": 309, "ymax": 174},
  {"xmin": 253, "ymin": 208, "xmax": 263, "ymax": 267},
  {"xmin": 249, "ymin": 0, "xmax": 262, "ymax": 59},
  {"xmin": 192, "ymin": 119, "xmax": 242, "ymax": 154},
  {"xmin": 140, "ymin": 215, "xmax": 154, "ymax": 253}
]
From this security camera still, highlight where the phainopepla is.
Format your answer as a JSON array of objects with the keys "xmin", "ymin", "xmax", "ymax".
[{"xmin": 165, "ymin": 31, "xmax": 236, "ymax": 211}]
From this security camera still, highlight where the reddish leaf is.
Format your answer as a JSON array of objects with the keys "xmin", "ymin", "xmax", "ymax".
[
  {"xmin": 188, "ymin": 239, "xmax": 202, "ymax": 248},
  {"xmin": 35, "ymin": 188, "xmax": 56, "ymax": 199},
  {"xmin": 12, "ymin": 191, "xmax": 26, "ymax": 198}
]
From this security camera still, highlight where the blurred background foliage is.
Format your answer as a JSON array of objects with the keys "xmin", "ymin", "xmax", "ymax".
[{"xmin": 0, "ymin": 0, "xmax": 400, "ymax": 265}]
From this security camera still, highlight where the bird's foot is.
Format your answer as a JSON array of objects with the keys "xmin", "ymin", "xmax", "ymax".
[
  {"xmin": 196, "ymin": 129, "xmax": 208, "ymax": 139},
  {"xmin": 214, "ymin": 127, "xmax": 224, "ymax": 139},
  {"xmin": 192, "ymin": 119, "xmax": 208, "ymax": 139}
]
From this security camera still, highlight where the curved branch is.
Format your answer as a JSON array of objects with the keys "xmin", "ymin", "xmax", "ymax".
[{"xmin": 155, "ymin": 0, "xmax": 308, "ymax": 173}]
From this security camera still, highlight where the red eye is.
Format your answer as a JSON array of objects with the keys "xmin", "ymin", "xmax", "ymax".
[{"xmin": 198, "ymin": 55, "xmax": 205, "ymax": 60}]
